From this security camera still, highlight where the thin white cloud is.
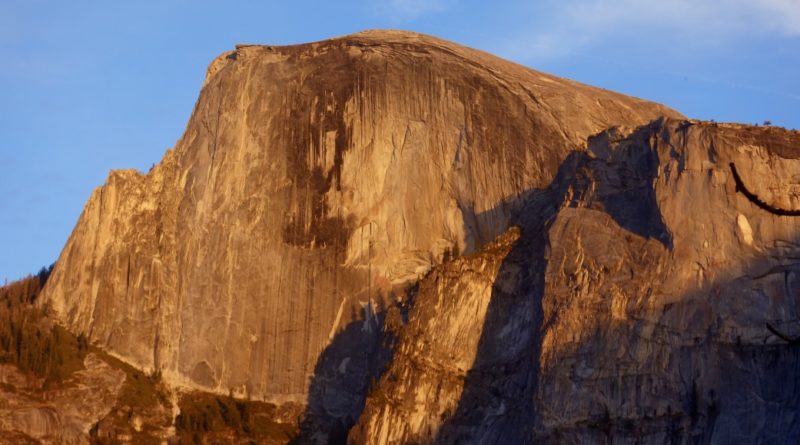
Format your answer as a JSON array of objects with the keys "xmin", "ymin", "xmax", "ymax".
[
  {"xmin": 377, "ymin": 0, "xmax": 453, "ymax": 18},
  {"xmin": 754, "ymin": 0, "xmax": 800, "ymax": 34},
  {"xmin": 499, "ymin": 0, "xmax": 800, "ymax": 63}
]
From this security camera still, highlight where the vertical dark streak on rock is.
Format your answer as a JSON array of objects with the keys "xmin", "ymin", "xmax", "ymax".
[
  {"xmin": 281, "ymin": 47, "xmax": 356, "ymax": 249},
  {"xmin": 208, "ymin": 66, "xmax": 227, "ymax": 182},
  {"xmin": 153, "ymin": 326, "xmax": 161, "ymax": 372}
]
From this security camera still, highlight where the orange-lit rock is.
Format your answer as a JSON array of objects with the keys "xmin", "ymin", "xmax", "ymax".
[
  {"xmin": 353, "ymin": 119, "xmax": 800, "ymax": 443},
  {"xmin": 40, "ymin": 30, "xmax": 675, "ymax": 414},
  {"xmin": 38, "ymin": 31, "xmax": 800, "ymax": 443}
]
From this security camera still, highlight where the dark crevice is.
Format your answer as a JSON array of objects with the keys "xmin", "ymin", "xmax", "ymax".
[
  {"xmin": 730, "ymin": 162, "xmax": 800, "ymax": 216},
  {"xmin": 767, "ymin": 322, "xmax": 800, "ymax": 345}
]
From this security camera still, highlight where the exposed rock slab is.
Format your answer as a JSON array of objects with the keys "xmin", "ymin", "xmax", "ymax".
[
  {"xmin": 39, "ymin": 28, "xmax": 678, "ymax": 419},
  {"xmin": 0, "ymin": 354, "xmax": 125, "ymax": 444},
  {"xmin": 352, "ymin": 119, "xmax": 800, "ymax": 443}
]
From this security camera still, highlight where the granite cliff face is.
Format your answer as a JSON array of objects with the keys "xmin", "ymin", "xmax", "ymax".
[
  {"xmin": 36, "ymin": 30, "xmax": 800, "ymax": 443},
  {"xmin": 351, "ymin": 119, "xmax": 800, "ymax": 443},
  {"xmin": 40, "ymin": 31, "xmax": 675, "ymax": 402}
]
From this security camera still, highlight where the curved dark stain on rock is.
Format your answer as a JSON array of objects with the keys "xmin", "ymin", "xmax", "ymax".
[
  {"xmin": 730, "ymin": 162, "xmax": 800, "ymax": 216},
  {"xmin": 766, "ymin": 322, "xmax": 800, "ymax": 344}
]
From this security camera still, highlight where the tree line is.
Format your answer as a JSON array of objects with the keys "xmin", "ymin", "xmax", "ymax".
[{"xmin": 0, "ymin": 264, "xmax": 89, "ymax": 385}]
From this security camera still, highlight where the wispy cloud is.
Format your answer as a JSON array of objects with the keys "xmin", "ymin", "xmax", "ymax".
[
  {"xmin": 375, "ymin": 0, "xmax": 453, "ymax": 19},
  {"xmin": 582, "ymin": 51, "xmax": 800, "ymax": 102},
  {"xmin": 498, "ymin": 0, "xmax": 800, "ymax": 63},
  {"xmin": 755, "ymin": 0, "xmax": 800, "ymax": 34}
]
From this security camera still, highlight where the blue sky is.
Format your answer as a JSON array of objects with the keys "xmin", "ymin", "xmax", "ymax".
[{"xmin": 1, "ymin": 0, "xmax": 799, "ymax": 281}]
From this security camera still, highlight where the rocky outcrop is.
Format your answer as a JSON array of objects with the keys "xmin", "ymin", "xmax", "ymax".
[
  {"xmin": 351, "ymin": 119, "xmax": 800, "ymax": 443},
  {"xmin": 32, "ymin": 28, "xmax": 800, "ymax": 443},
  {"xmin": 0, "ymin": 354, "xmax": 125, "ymax": 444},
  {"xmin": 39, "ymin": 27, "xmax": 678, "ymax": 426}
]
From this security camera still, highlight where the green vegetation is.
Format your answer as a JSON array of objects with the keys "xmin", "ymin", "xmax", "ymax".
[
  {"xmin": 98, "ymin": 351, "xmax": 170, "ymax": 413},
  {"xmin": 89, "ymin": 350, "xmax": 173, "ymax": 445},
  {"xmin": 0, "ymin": 266, "xmax": 89, "ymax": 387},
  {"xmin": 1, "ymin": 268, "xmax": 298, "ymax": 444},
  {"xmin": 0, "ymin": 268, "xmax": 172, "ymax": 444},
  {"xmin": 175, "ymin": 392, "xmax": 299, "ymax": 444}
]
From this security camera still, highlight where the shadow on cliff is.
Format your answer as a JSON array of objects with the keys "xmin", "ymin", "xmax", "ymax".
[
  {"xmin": 437, "ymin": 131, "xmax": 800, "ymax": 443},
  {"xmin": 456, "ymin": 126, "xmax": 673, "ymax": 259},
  {"xmin": 291, "ymin": 300, "xmax": 396, "ymax": 444},
  {"xmin": 522, "ymin": 233, "xmax": 800, "ymax": 444},
  {"xmin": 295, "ymin": 132, "xmax": 675, "ymax": 443},
  {"xmin": 435, "ymin": 140, "xmax": 674, "ymax": 443}
]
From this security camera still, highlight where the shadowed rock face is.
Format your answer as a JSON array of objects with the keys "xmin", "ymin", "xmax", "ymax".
[
  {"xmin": 39, "ymin": 29, "xmax": 678, "ymax": 414},
  {"xmin": 33, "ymin": 30, "xmax": 800, "ymax": 444},
  {"xmin": 351, "ymin": 119, "xmax": 800, "ymax": 444}
]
